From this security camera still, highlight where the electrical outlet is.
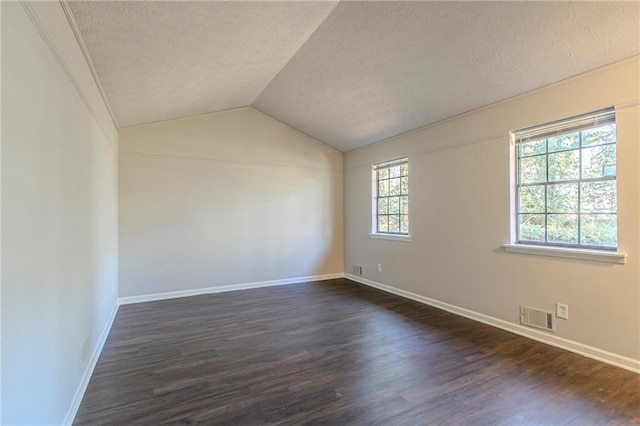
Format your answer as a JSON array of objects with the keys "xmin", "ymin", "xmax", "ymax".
[
  {"xmin": 556, "ymin": 303, "xmax": 569, "ymax": 320},
  {"xmin": 377, "ymin": 264, "xmax": 383, "ymax": 273}
]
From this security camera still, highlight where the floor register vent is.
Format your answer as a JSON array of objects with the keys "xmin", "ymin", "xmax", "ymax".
[{"xmin": 520, "ymin": 305, "xmax": 555, "ymax": 332}]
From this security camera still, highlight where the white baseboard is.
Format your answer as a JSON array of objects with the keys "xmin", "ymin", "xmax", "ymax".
[
  {"xmin": 62, "ymin": 271, "xmax": 636, "ymax": 426},
  {"xmin": 344, "ymin": 274, "xmax": 640, "ymax": 374},
  {"xmin": 63, "ymin": 300, "xmax": 120, "ymax": 426},
  {"xmin": 119, "ymin": 273, "xmax": 345, "ymax": 305}
]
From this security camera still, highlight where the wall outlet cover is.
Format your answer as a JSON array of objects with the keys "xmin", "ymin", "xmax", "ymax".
[{"xmin": 556, "ymin": 303, "xmax": 569, "ymax": 320}]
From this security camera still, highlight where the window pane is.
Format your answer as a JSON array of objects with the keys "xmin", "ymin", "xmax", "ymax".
[
  {"xmin": 389, "ymin": 178, "xmax": 401, "ymax": 196},
  {"xmin": 388, "ymin": 215, "xmax": 400, "ymax": 233},
  {"xmin": 582, "ymin": 144, "xmax": 616, "ymax": 179},
  {"xmin": 400, "ymin": 196, "xmax": 409, "ymax": 214},
  {"xmin": 388, "ymin": 197, "xmax": 400, "ymax": 214},
  {"xmin": 377, "ymin": 198, "xmax": 388, "ymax": 215},
  {"xmin": 581, "ymin": 181, "xmax": 616, "ymax": 213},
  {"xmin": 378, "ymin": 180, "xmax": 389, "ymax": 196},
  {"xmin": 378, "ymin": 168, "xmax": 389, "ymax": 179},
  {"xmin": 548, "ymin": 150, "xmax": 579, "ymax": 182},
  {"xmin": 389, "ymin": 166, "xmax": 401, "ymax": 178},
  {"xmin": 581, "ymin": 214, "xmax": 617, "ymax": 247},
  {"xmin": 378, "ymin": 215, "xmax": 388, "ymax": 233},
  {"xmin": 603, "ymin": 165, "xmax": 616, "ymax": 176},
  {"xmin": 519, "ymin": 214, "xmax": 545, "ymax": 242},
  {"xmin": 400, "ymin": 215, "xmax": 409, "ymax": 234},
  {"xmin": 582, "ymin": 124, "xmax": 616, "ymax": 147},
  {"xmin": 519, "ymin": 139, "xmax": 546, "ymax": 157},
  {"xmin": 400, "ymin": 163, "xmax": 408, "ymax": 176},
  {"xmin": 519, "ymin": 155, "xmax": 546, "ymax": 184},
  {"xmin": 547, "ymin": 183, "xmax": 578, "ymax": 213},
  {"xmin": 547, "ymin": 214, "xmax": 578, "ymax": 244},
  {"xmin": 548, "ymin": 132, "xmax": 579, "ymax": 152},
  {"xmin": 400, "ymin": 176, "xmax": 408, "ymax": 195},
  {"xmin": 518, "ymin": 185, "xmax": 545, "ymax": 213}
]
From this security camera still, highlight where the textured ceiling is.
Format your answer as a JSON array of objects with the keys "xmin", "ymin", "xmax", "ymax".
[
  {"xmin": 254, "ymin": 1, "xmax": 640, "ymax": 152},
  {"xmin": 68, "ymin": 1, "xmax": 338, "ymax": 127},
  {"xmin": 70, "ymin": 1, "xmax": 640, "ymax": 152}
]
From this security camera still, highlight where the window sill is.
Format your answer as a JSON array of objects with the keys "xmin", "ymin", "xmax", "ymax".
[
  {"xmin": 503, "ymin": 244, "xmax": 627, "ymax": 264},
  {"xmin": 369, "ymin": 233, "xmax": 411, "ymax": 242}
]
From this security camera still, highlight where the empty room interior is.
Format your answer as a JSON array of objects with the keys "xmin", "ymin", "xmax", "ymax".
[{"xmin": 2, "ymin": 1, "xmax": 640, "ymax": 424}]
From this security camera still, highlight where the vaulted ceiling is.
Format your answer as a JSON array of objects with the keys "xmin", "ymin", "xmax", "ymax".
[{"xmin": 69, "ymin": 1, "xmax": 640, "ymax": 152}]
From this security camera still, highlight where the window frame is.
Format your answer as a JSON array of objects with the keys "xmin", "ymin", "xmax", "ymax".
[
  {"xmin": 371, "ymin": 157, "xmax": 410, "ymax": 239},
  {"xmin": 511, "ymin": 108, "xmax": 618, "ymax": 252}
]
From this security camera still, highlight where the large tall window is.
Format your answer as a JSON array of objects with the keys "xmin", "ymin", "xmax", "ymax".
[
  {"xmin": 374, "ymin": 158, "xmax": 409, "ymax": 235},
  {"xmin": 514, "ymin": 108, "xmax": 617, "ymax": 250}
]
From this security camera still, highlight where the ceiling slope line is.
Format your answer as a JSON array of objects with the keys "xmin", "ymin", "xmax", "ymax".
[
  {"xmin": 249, "ymin": 0, "xmax": 341, "ymax": 108},
  {"xmin": 59, "ymin": 0, "xmax": 120, "ymax": 130},
  {"xmin": 250, "ymin": 107, "xmax": 344, "ymax": 156},
  {"xmin": 118, "ymin": 104, "xmax": 344, "ymax": 158},
  {"xmin": 118, "ymin": 105, "xmax": 251, "ymax": 130}
]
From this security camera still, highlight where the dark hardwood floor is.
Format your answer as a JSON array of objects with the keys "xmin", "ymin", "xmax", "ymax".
[{"xmin": 74, "ymin": 278, "xmax": 640, "ymax": 425}]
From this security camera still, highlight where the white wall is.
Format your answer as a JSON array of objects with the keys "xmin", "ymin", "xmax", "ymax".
[
  {"xmin": 1, "ymin": 2, "xmax": 118, "ymax": 424},
  {"xmin": 119, "ymin": 107, "xmax": 343, "ymax": 297},
  {"xmin": 344, "ymin": 57, "xmax": 640, "ymax": 366}
]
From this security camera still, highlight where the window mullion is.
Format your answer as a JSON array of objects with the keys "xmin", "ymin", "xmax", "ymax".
[
  {"xmin": 578, "ymin": 132, "xmax": 583, "ymax": 245},
  {"xmin": 544, "ymin": 140, "xmax": 549, "ymax": 244},
  {"xmin": 516, "ymin": 144, "xmax": 520, "ymax": 243}
]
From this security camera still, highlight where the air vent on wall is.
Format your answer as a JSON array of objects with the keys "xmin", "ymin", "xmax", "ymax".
[
  {"xmin": 352, "ymin": 265, "xmax": 363, "ymax": 275},
  {"xmin": 520, "ymin": 305, "xmax": 555, "ymax": 332}
]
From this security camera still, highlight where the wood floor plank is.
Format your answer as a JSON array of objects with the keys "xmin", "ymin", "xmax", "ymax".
[{"xmin": 74, "ymin": 279, "xmax": 640, "ymax": 425}]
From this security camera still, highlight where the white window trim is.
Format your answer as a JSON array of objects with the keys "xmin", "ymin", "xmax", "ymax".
[
  {"xmin": 503, "ymin": 243, "xmax": 626, "ymax": 264},
  {"xmin": 369, "ymin": 232, "xmax": 412, "ymax": 242},
  {"xmin": 371, "ymin": 157, "xmax": 410, "ymax": 237},
  {"xmin": 506, "ymin": 108, "xmax": 626, "ymax": 262}
]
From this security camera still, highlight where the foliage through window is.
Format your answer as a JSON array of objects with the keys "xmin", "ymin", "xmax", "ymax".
[
  {"xmin": 374, "ymin": 158, "xmax": 409, "ymax": 235},
  {"xmin": 514, "ymin": 108, "xmax": 617, "ymax": 250}
]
